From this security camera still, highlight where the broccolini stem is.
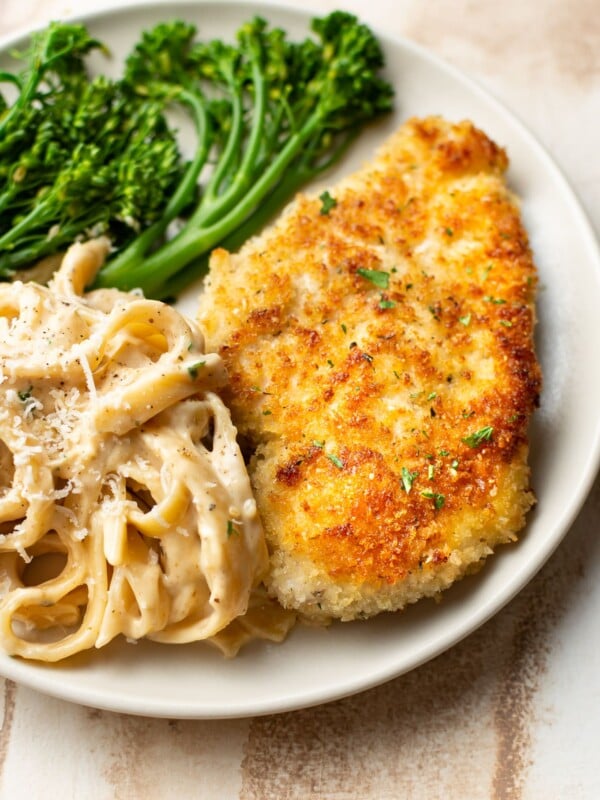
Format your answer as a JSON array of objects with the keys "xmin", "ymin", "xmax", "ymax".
[
  {"xmin": 0, "ymin": 70, "xmax": 40, "ymax": 138},
  {"xmin": 192, "ymin": 57, "xmax": 267, "ymax": 227},
  {"xmin": 0, "ymin": 209, "xmax": 111, "ymax": 274},
  {"xmin": 97, "ymin": 111, "xmax": 323, "ymax": 295},
  {"xmin": 195, "ymin": 80, "xmax": 243, "ymax": 212},
  {"xmin": 0, "ymin": 187, "xmax": 18, "ymax": 216},
  {"xmin": 160, "ymin": 89, "xmax": 212, "ymax": 222},
  {"xmin": 152, "ymin": 167, "xmax": 310, "ymax": 300},
  {"xmin": 0, "ymin": 198, "xmax": 54, "ymax": 249},
  {"xmin": 93, "ymin": 89, "xmax": 211, "ymax": 283},
  {"xmin": 0, "ymin": 25, "xmax": 100, "ymax": 138},
  {"xmin": 152, "ymin": 127, "xmax": 360, "ymax": 300}
]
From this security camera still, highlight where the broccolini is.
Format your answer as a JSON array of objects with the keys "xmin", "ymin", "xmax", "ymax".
[{"xmin": 0, "ymin": 13, "xmax": 394, "ymax": 297}]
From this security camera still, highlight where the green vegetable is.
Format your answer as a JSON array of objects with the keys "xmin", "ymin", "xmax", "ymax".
[
  {"xmin": 0, "ymin": 14, "xmax": 393, "ymax": 296},
  {"xmin": 95, "ymin": 12, "xmax": 394, "ymax": 297},
  {"xmin": 0, "ymin": 23, "xmax": 184, "ymax": 276},
  {"xmin": 0, "ymin": 23, "xmax": 103, "ymax": 138}
]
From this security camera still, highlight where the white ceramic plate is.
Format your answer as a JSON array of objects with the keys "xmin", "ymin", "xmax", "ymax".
[{"xmin": 1, "ymin": 0, "xmax": 599, "ymax": 719}]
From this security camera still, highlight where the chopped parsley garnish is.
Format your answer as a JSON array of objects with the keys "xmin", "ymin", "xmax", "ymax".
[
  {"xmin": 227, "ymin": 520, "xmax": 236, "ymax": 537},
  {"xmin": 499, "ymin": 320, "xmax": 513, "ymax": 327},
  {"xmin": 458, "ymin": 314, "xmax": 471, "ymax": 326},
  {"xmin": 378, "ymin": 295, "xmax": 396, "ymax": 309},
  {"xmin": 462, "ymin": 425, "xmax": 494, "ymax": 448},
  {"xmin": 262, "ymin": 409, "xmax": 272, "ymax": 415},
  {"xmin": 312, "ymin": 439, "xmax": 325, "ymax": 449},
  {"xmin": 327, "ymin": 359, "xmax": 335, "ymax": 367},
  {"xmin": 187, "ymin": 361, "xmax": 206, "ymax": 379},
  {"xmin": 438, "ymin": 448, "xmax": 450, "ymax": 456},
  {"xmin": 401, "ymin": 467, "xmax": 418, "ymax": 493},
  {"xmin": 17, "ymin": 386, "xmax": 33, "ymax": 402},
  {"xmin": 427, "ymin": 392, "xmax": 437, "ymax": 400},
  {"xmin": 341, "ymin": 323, "xmax": 347, "ymax": 334},
  {"xmin": 327, "ymin": 453, "xmax": 344, "ymax": 469},
  {"xmin": 357, "ymin": 268, "xmax": 389, "ymax": 290},
  {"xmin": 421, "ymin": 490, "xmax": 445, "ymax": 509},
  {"xmin": 483, "ymin": 295, "xmax": 506, "ymax": 305},
  {"xmin": 319, "ymin": 190, "xmax": 337, "ymax": 215},
  {"xmin": 393, "ymin": 370, "xmax": 401, "ymax": 380},
  {"xmin": 444, "ymin": 227, "xmax": 454, "ymax": 236},
  {"xmin": 427, "ymin": 464, "xmax": 435, "ymax": 480}
]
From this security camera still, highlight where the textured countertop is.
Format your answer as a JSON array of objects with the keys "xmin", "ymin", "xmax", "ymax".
[{"xmin": 0, "ymin": 0, "xmax": 599, "ymax": 797}]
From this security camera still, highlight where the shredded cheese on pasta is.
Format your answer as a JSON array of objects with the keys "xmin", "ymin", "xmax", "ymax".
[{"xmin": 0, "ymin": 240, "xmax": 294, "ymax": 662}]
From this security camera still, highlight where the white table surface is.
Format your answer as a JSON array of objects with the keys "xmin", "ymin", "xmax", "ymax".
[{"xmin": 1, "ymin": 0, "xmax": 599, "ymax": 797}]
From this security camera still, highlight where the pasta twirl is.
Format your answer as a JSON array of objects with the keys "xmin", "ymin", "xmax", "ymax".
[{"xmin": 0, "ymin": 240, "xmax": 294, "ymax": 662}]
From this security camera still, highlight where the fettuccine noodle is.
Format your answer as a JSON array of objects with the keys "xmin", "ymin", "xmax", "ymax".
[{"xmin": 0, "ymin": 240, "xmax": 294, "ymax": 661}]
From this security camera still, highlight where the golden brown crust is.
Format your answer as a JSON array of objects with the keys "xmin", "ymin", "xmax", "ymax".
[{"xmin": 199, "ymin": 116, "xmax": 541, "ymax": 619}]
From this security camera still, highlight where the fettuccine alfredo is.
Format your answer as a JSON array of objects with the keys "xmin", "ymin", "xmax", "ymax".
[{"xmin": 0, "ymin": 240, "xmax": 293, "ymax": 661}]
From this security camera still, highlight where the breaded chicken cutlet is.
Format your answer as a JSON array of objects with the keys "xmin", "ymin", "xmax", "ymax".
[{"xmin": 198, "ymin": 116, "xmax": 541, "ymax": 622}]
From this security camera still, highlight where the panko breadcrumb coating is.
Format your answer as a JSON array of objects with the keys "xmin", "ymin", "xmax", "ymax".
[{"xmin": 198, "ymin": 116, "xmax": 541, "ymax": 622}]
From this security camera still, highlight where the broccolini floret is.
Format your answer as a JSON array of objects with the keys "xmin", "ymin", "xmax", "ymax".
[{"xmin": 0, "ymin": 24, "xmax": 184, "ymax": 276}]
